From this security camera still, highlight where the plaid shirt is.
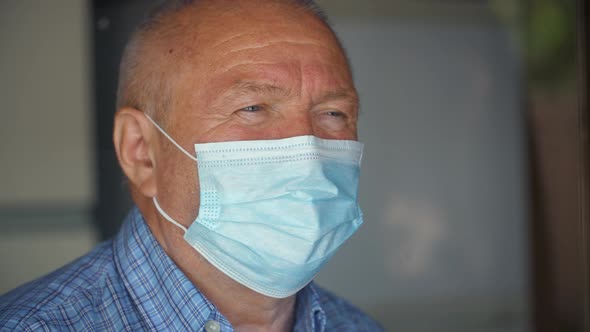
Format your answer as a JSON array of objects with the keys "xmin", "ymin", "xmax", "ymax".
[{"xmin": 0, "ymin": 207, "xmax": 382, "ymax": 331}]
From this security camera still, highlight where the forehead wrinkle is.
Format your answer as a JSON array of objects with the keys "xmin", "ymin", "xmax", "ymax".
[
  {"xmin": 216, "ymin": 61, "xmax": 281, "ymax": 73},
  {"xmin": 221, "ymin": 39, "xmax": 337, "ymax": 57},
  {"xmin": 209, "ymin": 31, "xmax": 253, "ymax": 49}
]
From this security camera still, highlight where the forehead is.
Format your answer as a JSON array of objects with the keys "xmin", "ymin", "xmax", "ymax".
[
  {"xmin": 156, "ymin": 1, "xmax": 353, "ymax": 109},
  {"xmin": 176, "ymin": 1, "xmax": 332, "ymax": 38},
  {"xmin": 162, "ymin": 1, "xmax": 348, "ymax": 69}
]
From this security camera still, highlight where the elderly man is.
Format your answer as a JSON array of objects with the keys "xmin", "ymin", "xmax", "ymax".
[{"xmin": 0, "ymin": 0, "xmax": 382, "ymax": 331}]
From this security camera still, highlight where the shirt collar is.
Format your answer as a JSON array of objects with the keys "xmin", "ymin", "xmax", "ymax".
[
  {"xmin": 294, "ymin": 282, "xmax": 327, "ymax": 332},
  {"xmin": 113, "ymin": 206, "xmax": 326, "ymax": 332},
  {"xmin": 113, "ymin": 206, "xmax": 232, "ymax": 331}
]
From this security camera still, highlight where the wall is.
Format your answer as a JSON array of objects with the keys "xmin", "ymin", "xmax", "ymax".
[{"xmin": 0, "ymin": 0, "xmax": 96, "ymax": 293}]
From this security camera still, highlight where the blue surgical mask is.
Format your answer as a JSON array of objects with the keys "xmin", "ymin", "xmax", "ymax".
[{"xmin": 145, "ymin": 114, "xmax": 364, "ymax": 298}]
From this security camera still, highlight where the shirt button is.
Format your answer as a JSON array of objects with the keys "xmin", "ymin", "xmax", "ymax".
[{"xmin": 205, "ymin": 320, "xmax": 220, "ymax": 332}]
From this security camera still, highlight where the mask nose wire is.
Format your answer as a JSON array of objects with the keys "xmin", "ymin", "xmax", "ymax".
[{"xmin": 144, "ymin": 113, "xmax": 198, "ymax": 162}]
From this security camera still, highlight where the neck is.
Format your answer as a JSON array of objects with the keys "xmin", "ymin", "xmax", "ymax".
[
  {"xmin": 185, "ymin": 257, "xmax": 297, "ymax": 332},
  {"xmin": 143, "ymin": 202, "xmax": 296, "ymax": 331}
]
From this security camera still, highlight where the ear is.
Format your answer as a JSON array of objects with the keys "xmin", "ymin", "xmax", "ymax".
[{"xmin": 113, "ymin": 107, "xmax": 157, "ymax": 198}]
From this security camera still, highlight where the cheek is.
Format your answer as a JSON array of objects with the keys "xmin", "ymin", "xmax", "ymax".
[
  {"xmin": 156, "ymin": 147, "xmax": 201, "ymax": 222},
  {"xmin": 197, "ymin": 122, "xmax": 276, "ymax": 142},
  {"xmin": 311, "ymin": 125, "xmax": 357, "ymax": 141}
]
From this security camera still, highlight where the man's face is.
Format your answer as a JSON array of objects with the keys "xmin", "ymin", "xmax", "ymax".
[{"xmin": 153, "ymin": 1, "xmax": 358, "ymax": 224}]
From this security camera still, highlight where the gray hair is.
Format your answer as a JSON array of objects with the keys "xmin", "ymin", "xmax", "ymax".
[{"xmin": 116, "ymin": 0, "xmax": 334, "ymax": 126}]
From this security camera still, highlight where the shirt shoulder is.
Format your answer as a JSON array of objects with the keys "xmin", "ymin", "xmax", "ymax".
[
  {"xmin": 313, "ymin": 285, "xmax": 384, "ymax": 332},
  {"xmin": 0, "ymin": 241, "xmax": 124, "ymax": 331}
]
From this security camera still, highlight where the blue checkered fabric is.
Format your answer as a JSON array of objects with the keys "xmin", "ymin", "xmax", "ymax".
[{"xmin": 0, "ymin": 206, "xmax": 383, "ymax": 331}]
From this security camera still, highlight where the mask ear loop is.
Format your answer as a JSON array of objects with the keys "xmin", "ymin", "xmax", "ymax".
[
  {"xmin": 144, "ymin": 113, "xmax": 197, "ymax": 162},
  {"xmin": 153, "ymin": 197, "xmax": 188, "ymax": 233},
  {"xmin": 144, "ymin": 113, "xmax": 194, "ymax": 234}
]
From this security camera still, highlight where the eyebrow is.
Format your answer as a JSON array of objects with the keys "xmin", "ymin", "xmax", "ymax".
[
  {"xmin": 221, "ymin": 80, "xmax": 358, "ymax": 106},
  {"xmin": 316, "ymin": 89, "xmax": 359, "ymax": 105},
  {"xmin": 226, "ymin": 81, "xmax": 291, "ymax": 98}
]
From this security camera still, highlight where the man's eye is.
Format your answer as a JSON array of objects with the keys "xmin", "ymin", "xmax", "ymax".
[
  {"xmin": 324, "ymin": 110, "xmax": 349, "ymax": 120},
  {"xmin": 326, "ymin": 110, "xmax": 345, "ymax": 117},
  {"xmin": 235, "ymin": 104, "xmax": 268, "ymax": 124},
  {"xmin": 316, "ymin": 109, "xmax": 351, "ymax": 131},
  {"xmin": 241, "ymin": 105, "xmax": 263, "ymax": 112}
]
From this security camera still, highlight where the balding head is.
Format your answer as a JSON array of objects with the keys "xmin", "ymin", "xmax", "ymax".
[{"xmin": 116, "ymin": 0, "xmax": 342, "ymax": 126}]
